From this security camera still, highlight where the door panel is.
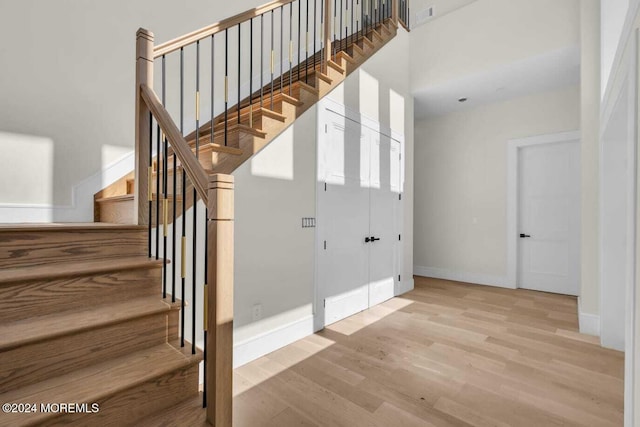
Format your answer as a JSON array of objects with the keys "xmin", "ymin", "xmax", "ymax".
[
  {"xmin": 369, "ymin": 134, "xmax": 400, "ymax": 307},
  {"xmin": 319, "ymin": 113, "xmax": 369, "ymax": 326},
  {"xmin": 318, "ymin": 110, "xmax": 401, "ymax": 326},
  {"xmin": 518, "ymin": 141, "xmax": 580, "ymax": 295}
]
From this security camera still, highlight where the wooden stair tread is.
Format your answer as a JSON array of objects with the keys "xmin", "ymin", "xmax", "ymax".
[
  {"xmin": 0, "ymin": 343, "xmax": 202, "ymax": 426},
  {"xmin": 138, "ymin": 392, "xmax": 209, "ymax": 427},
  {"xmin": 0, "ymin": 223, "xmax": 145, "ymax": 231},
  {"xmin": 0, "ymin": 256, "xmax": 162, "ymax": 284},
  {"xmin": 0, "ymin": 295, "xmax": 175, "ymax": 352}
]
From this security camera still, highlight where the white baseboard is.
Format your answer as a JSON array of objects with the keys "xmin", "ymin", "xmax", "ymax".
[
  {"xmin": 233, "ymin": 315, "xmax": 315, "ymax": 369},
  {"xmin": 414, "ymin": 266, "xmax": 514, "ymax": 289},
  {"xmin": 396, "ymin": 278, "xmax": 415, "ymax": 295},
  {"xmin": 578, "ymin": 297, "xmax": 601, "ymax": 337},
  {"xmin": 0, "ymin": 151, "xmax": 134, "ymax": 223}
]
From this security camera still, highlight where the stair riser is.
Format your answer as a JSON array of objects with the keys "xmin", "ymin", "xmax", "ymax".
[
  {"xmin": 38, "ymin": 362, "xmax": 199, "ymax": 427},
  {"xmin": 0, "ymin": 267, "xmax": 162, "ymax": 323},
  {"xmin": 96, "ymin": 198, "xmax": 135, "ymax": 225},
  {"xmin": 0, "ymin": 229, "xmax": 147, "ymax": 269},
  {"xmin": 0, "ymin": 309, "xmax": 179, "ymax": 394},
  {"xmin": 277, "ymin": 99, "xmax": 299, "ymax": 119},
  {"xmin": 316, "ymin": 76, "xmax": 334, "ymax": 98},
  {"xmin": 325, "ymin": 65, "xmax": 346, "ymax": 82}
]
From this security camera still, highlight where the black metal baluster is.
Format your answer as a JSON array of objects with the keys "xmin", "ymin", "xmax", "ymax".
[
  {"xmin": 369, "ymin": 0, "xmax": 373, "ymax": 35},
  {"xmin": 320, "ymin": 0, "xmax": 324, "ymax": 72},
  {"xmin": 211, "ymin": 35, "xmax": 215, "ymax": 145},
  {"xmin": 364, "ymin": 0, "xmax": 367, "ymax": 37},
  {"xmin": 250, "ymin": 18, "xmax": 253, "ymax": 127},
  {"xmin": 180, "ymin": 47, "xmax": 186, "ymax": 348},
  {"xmin": 162, "ymin": 54, "xmax": 168, "ymax": 300},
  {"xmin": 314, "ymin": 0, "xmax": 317, "ymax": 70},
  {"xmin": 305, "ymin": 0, "xmax": 309, "ymax": 83},
  {"xmin": 192, "ymin": 40, "xmax": 200, "ymax": 356},
  {"xmin": 356, "ymin": 0, "xmax": 360, "ymax": 45},
  {"xmin": 261, "ymin": 14, "xmax": 264, "ymax": 108},
  {"xmin": 350, "ymin": 0, "xmax": 354, "ymax": 48},
  {"xmin": 171, "ymin": 135, "xmax": 177, "ymax": 303},
  {"xmin": 224, "ymin": 29, "xmax": 229, "ymax": 146},
  {"xmin": 155, "ymin": 113, "xmax": 160, "ymax": 262},
  {"xmin": 202, "ymin": 212, "xmax": 209, "ymax": 408},
  {"xmin": 148, "ymin": 113, "xmax": 152, "ymax": 258},
  {"xmin": 290, "ymin": 3, "xmax": 293, "ymax": 95},
  {"xmin": 238, "ymin": 24, "xmax": 241, "ymax": 124},
  {"xmin": 298, "ymin": 2, "xmax": 302, "ymax": 80},
  {"xmin": 280, "ymin": 6, "xmax": 284, "ymax": 93},
  {"xmin": 333, "ymin": 0, "xmax": 337, "ymax": 59},
  {"xmin": 339, "ymin": 0, "xmax": 343, "ymax": 53},
  {"xmin": 270, "ymin": 10, "xmax": 275, "ymax": 110},
  {"xmin": 360, "ymin": 0, "xmax": 364, "ymax": 41}
]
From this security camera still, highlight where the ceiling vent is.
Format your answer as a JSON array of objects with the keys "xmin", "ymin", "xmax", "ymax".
[{"xmin": 414, "ymin": 6, "xmax": 435, "ymax": 27}]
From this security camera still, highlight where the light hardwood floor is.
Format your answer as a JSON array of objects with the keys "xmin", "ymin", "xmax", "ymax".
[{"xmin": 151, "ymin": 276, "xmax": 625, "ymax": 426}]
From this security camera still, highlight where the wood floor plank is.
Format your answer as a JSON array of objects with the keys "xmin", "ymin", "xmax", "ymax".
[{"xmin": 151, "ymin": 277, "xmax": 625, "ymax": 426}]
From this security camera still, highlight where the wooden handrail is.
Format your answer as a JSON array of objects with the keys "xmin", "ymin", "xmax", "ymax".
[
  {"xmin": 154, "ymin": 0, "xmax": 296, "ymax": 58},
  {"xmin": 139, "ymin": 84, "xmax": 209, "ymax": 204}
]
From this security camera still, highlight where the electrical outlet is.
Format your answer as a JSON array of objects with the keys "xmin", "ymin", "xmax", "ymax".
[{"xmin": 252, "ymin": 304, "xmax": 262, "ymax": 321}]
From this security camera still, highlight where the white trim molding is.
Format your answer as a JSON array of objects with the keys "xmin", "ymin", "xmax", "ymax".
[
  {"xmin": 233, "ymin": 315, "xmax": 315, "ymax": 369},
  {"xmin": 506, "ymin": 130, "xmax": 581, "ymax": 289},
  {"xmin": 0, "ymin": 151, "xmax": 134, "ymax": 223},
  {"xmin": 578, "ymin": 297, "xmax": 601, "ymax": 337},
  {"xmin": 414, "ymin": 266, "xmax": 511, "ymax": 289}
]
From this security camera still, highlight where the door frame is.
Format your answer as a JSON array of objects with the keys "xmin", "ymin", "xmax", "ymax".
[
  {"xmin": 314, "ymin": 98, "xmax": 405, "ymax": 331},
  {"xmin": 506, "ymin": 130, "xmax": 581, "ymax": 290}
]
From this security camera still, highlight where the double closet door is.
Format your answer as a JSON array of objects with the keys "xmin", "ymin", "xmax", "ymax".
[{"xmin": 317, "ymin": 109, "xmax": 402, "ymax": 327}]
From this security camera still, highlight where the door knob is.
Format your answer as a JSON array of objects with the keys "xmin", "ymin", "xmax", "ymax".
[
  {"xmin": 370, "ymin": 236, "xmax": 381, "ymax": 242},
  {"xmin": 519, "ymin": 234, "xmax": 531, "ymax": 238}
]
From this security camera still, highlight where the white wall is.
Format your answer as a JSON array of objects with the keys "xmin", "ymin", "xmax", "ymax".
[
  {"xmin": 414, "ymin": 85, "xmax": 580, "ymax": 284},
  {"xmin": 0, "ymin": 0, "xmax": 263, "ymax": 212},
  {"xmin": 233, "ymin": 107, "xmax": 317, "ymax": 345},
  {"xmin": 409, "ymin": 0, "xmax": 580, "ymax": 90},
  {"xmin": 602, "ymin": 0, "xmax": 632, "ymax": 96}
]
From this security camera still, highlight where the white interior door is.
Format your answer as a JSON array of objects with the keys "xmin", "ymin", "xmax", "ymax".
[
  {"xmin": 318, "ymin": 109, "xmax": 401, "ymax": 327},
  {"xmin": 518, "ymin": 141, "xmax": 580, "ymax": 295},
  {"xmin": 369, "ymin": 133, "xmax": 400, "ymax": 307},
  {"xmin": 318, "ymin": 113, "xmax": 370, "ymax": 326}
]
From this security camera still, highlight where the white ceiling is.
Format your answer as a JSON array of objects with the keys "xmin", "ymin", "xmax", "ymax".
[{"xmin": 413, "ymin": 45, "xmax": 581, "ymax": 119}]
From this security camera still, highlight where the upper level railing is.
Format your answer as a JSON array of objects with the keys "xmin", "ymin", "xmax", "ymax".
[
  {"xmin": 134, "ymin": 1, "xmax": 403, "ymax": 425},
  {"xmin": 399, "ymin": 0, "xmax": 410, "ymax": 31}
]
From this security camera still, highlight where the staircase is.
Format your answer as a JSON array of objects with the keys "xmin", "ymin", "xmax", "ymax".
[
  {"xmin": 0, "ymin": 224, "xmax": 201, "ymax": 426},
  {"xmin": 96, "ymin": 19, "xmax": 399, "ymax": 223},
  {"xmin": 0, "ymin": 0, "xmax": 408, "ymax": 426}
]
